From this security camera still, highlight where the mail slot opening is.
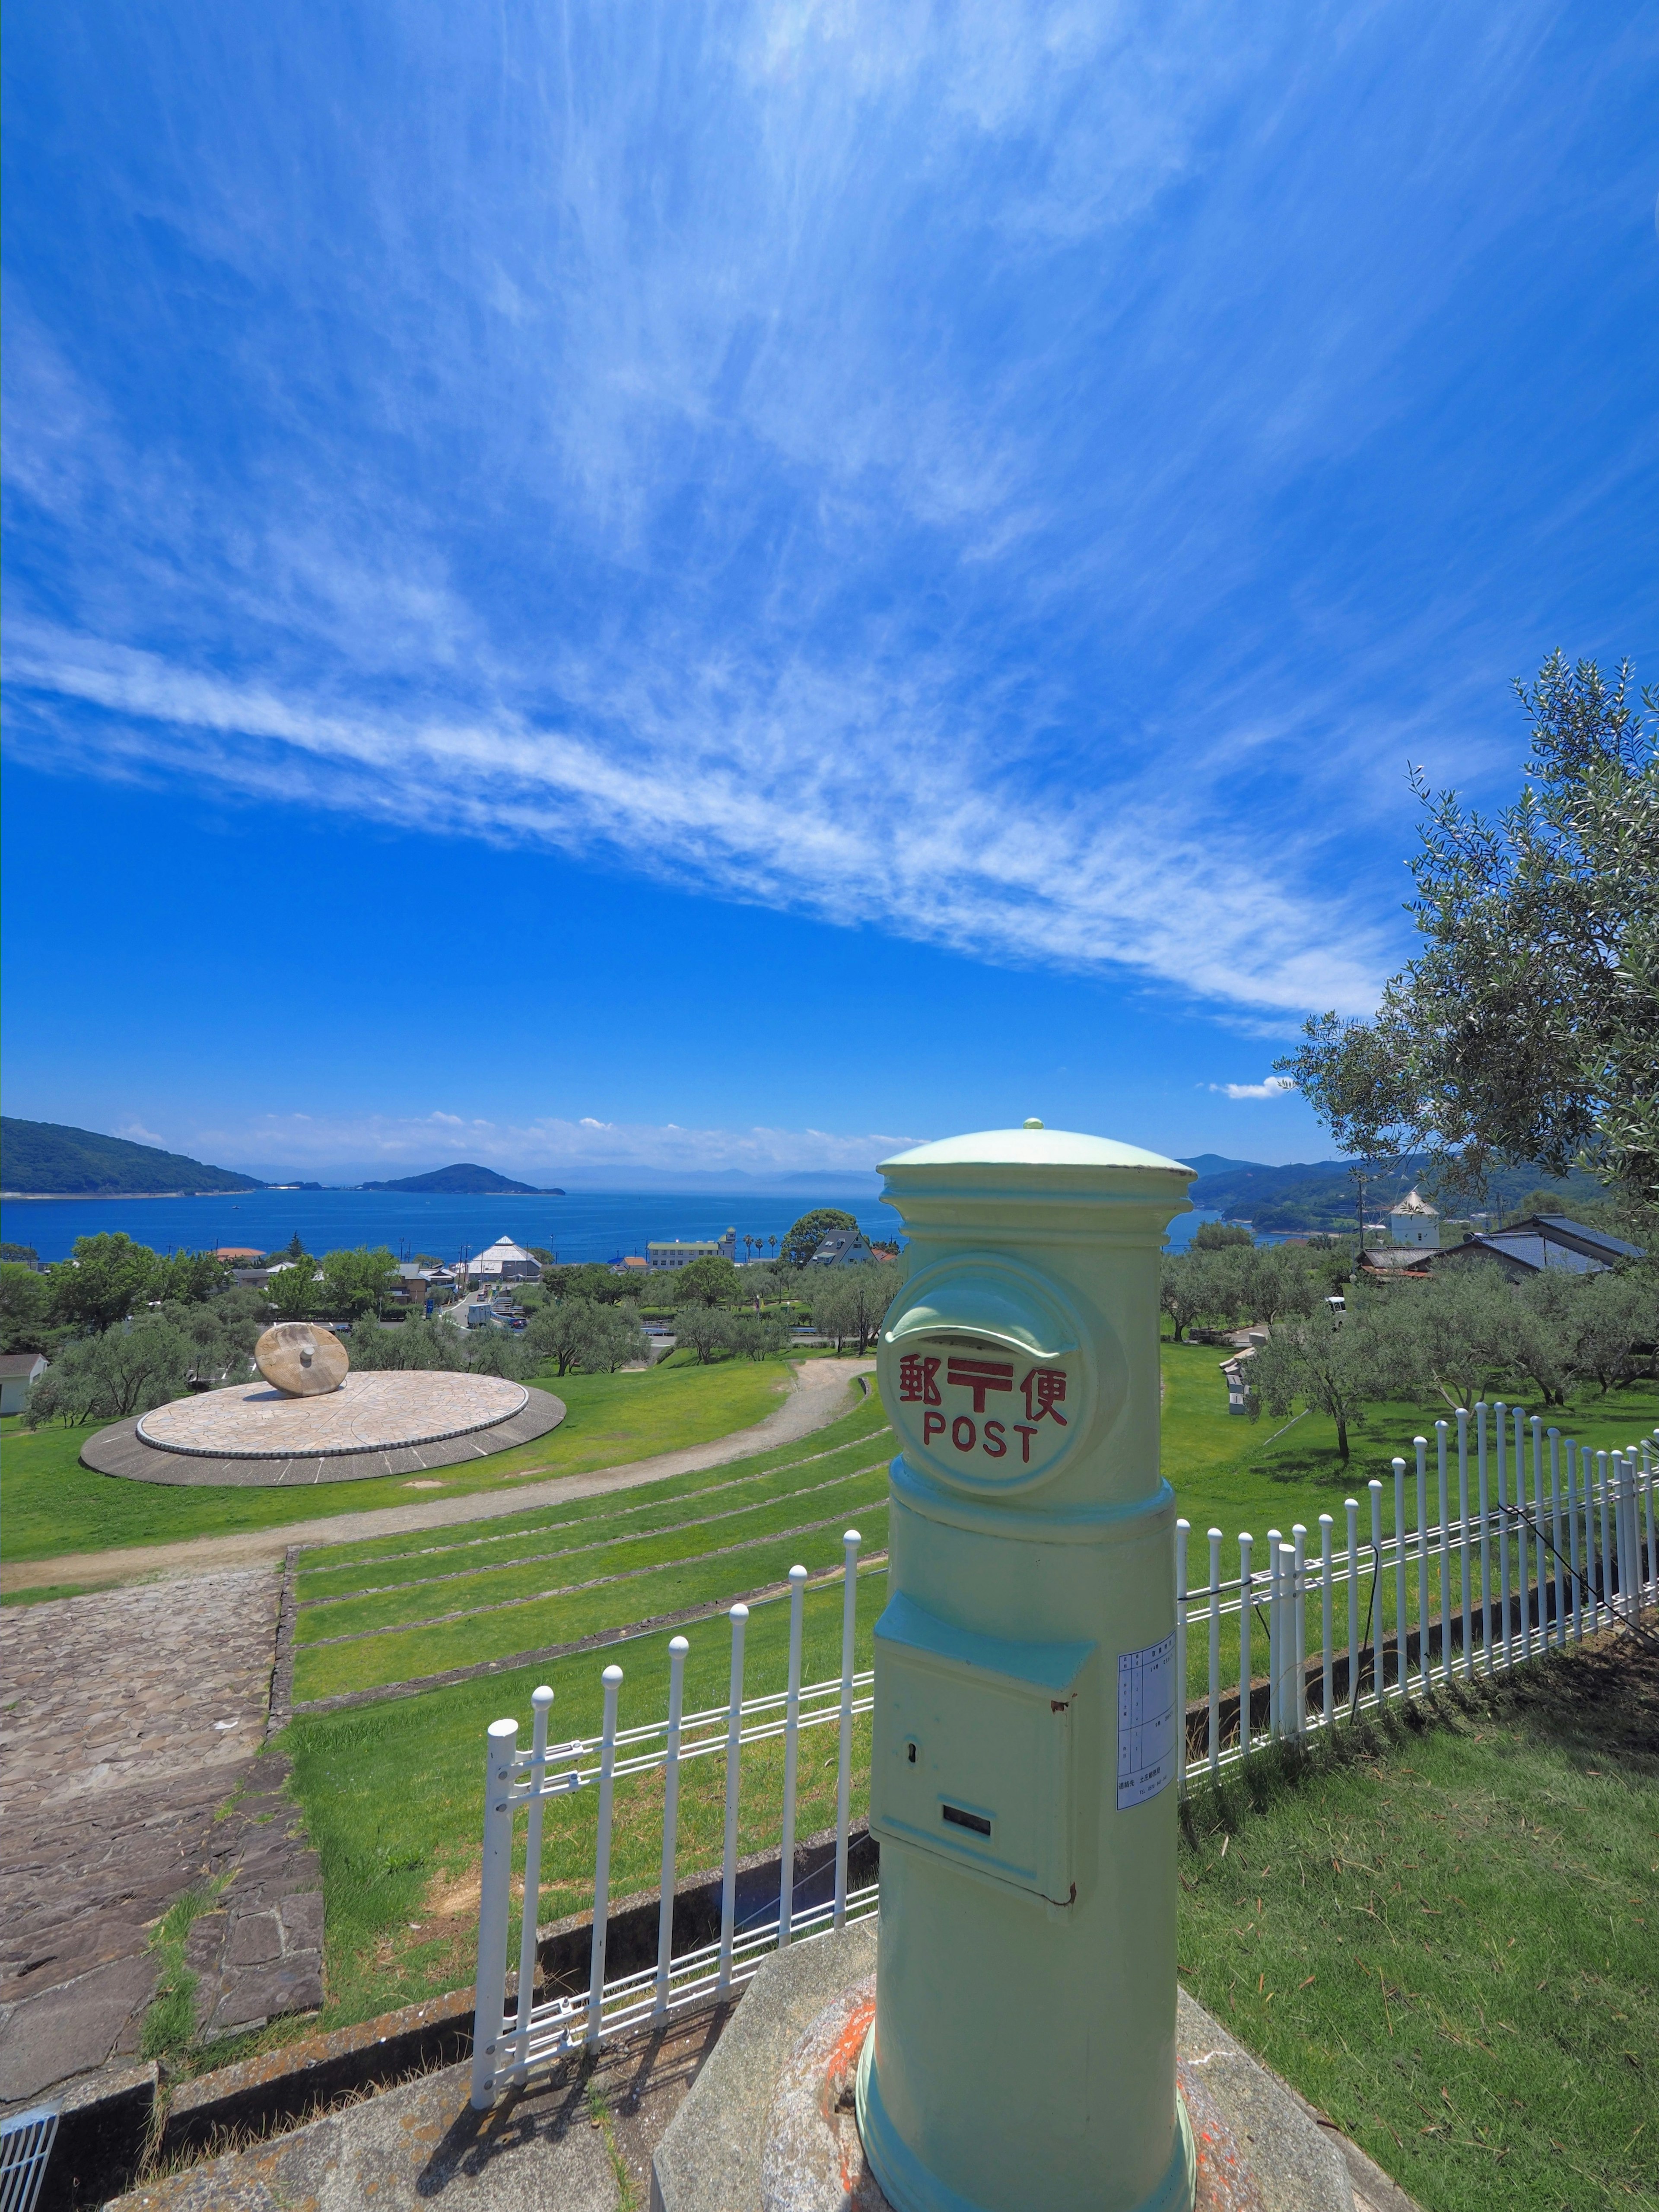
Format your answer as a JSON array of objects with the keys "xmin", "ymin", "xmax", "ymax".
[{"xmin": 941, "ymin": 1804, "xmax": 992, "ymax": 1837}]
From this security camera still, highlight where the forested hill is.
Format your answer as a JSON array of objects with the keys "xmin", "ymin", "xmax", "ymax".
[
  {"xmin": 1182, "ymin": 1153, "xmax": 1605, "ymax": 1233},
  {"xmin": 0, "ymin": 1118, "xmax": 263, "ymax": 1195},
  {"xmin": 357, "ymin": 1162, "xmax": 563, "ymax": 1195}
]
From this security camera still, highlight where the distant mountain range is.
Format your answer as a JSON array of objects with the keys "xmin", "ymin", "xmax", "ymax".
[
  {"xmin": 357, "ymin": 1163, "xmax": 565, "ymax": 1196},
  {"xmin": 1180, "ymin": 1153, "xmax": 1605, "ymax": 1232},
  {"xmin": 0, "ymin": 1118, "xmax": 264, "ymax": 1197}
]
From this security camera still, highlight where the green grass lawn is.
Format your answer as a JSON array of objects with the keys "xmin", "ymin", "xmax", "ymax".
[
  {"xmin": 1177, "ymin": 1633, "xmax": 1659, "ymax": 2212},
  {"xmin": 0, "ymin": 1353, "xmax": 805, "ymax": 1565}
]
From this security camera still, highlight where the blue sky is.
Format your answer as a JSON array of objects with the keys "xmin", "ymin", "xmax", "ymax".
[{"xmin": 3, "ymin": 2, "xmax": 1654, "ymax": 1184}]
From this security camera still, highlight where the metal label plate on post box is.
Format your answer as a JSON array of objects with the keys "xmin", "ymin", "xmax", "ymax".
[
  {"xmin": 869, "ymin": 1590, "xmax": 1094, "ymax": 1906},
  {"xmin": 880, "ymin": 1254, "xmax": 1106, "ymax": 1494}
]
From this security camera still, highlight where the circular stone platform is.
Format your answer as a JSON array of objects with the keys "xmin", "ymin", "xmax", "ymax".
[
  {"xmin": 139, "ymin": 1371, "xmax": 530, "ymax": 1458},
  {"xmin": 82, "ymin": 1378, "xmax": 567, "ymax": 1487}
]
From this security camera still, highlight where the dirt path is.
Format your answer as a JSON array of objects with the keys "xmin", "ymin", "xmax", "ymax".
[{"xmin": 3, "ymin": 1359, "xmax": 875, "ymax": 1595}]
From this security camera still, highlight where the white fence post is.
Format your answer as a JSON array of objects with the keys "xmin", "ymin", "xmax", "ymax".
[
  {"xmin": 1522, "ymin": 1415, "xmax": 1531, "ymax": 1663},
  {"xmin": 585, "ymin": 1664, "xmax": 624, "ymax": 2048},
  {"xmin": 1208, "ymin": 1528, "xmax": 1224, "ymax": 1773},
  {"xmin": 1279, "ymin": 1543, "xmax": 1298, "ymax": 1737},
  {"xmin": 1436, "ymin": 1421, "xmax": 1451, "ymax": 1681},
  {"xmin": 1367, "ymin": 1483, "xmax": 1383, "ymax": 1707},
  {"xmin": 1266, "ymin": 1529, "xmax": 1281, "ymax": 1738},
  {"xmin": 1529, "ymin": 1415, "xmax": 1546, "ymax": 1652},
  {"xmin": 1175, "ymin": 1521, "xmax": 1190, "ymax": 1786},
  {"xmin": 1415, "ymin": 1437, "xmax": 1430, "ymax": 1695},
  {"xmin": 1292, "ymin": 1525, "xmax": 1308, "ymax": 1735},
  {"xmin": 1345, "ymin": 1499, "xmax": 1359, "ymax": 1710},
  {"xmin": 1476, "ymin": 1404, "xmax": 1492, "ymax": 1669},
  {"xmin": 1568, "ymin": 1440, "xmax": 1583, "ymax": 1640},
  {"xmin": 834, "ymin": 1530, "xmax": 861, "ymax": 1929},
  {"xmin": 513, "ymin": 1685, "xmax": 553, "ymax": 2082},
  {"xmin": 1494, "ymin": 1404, "xmax": 1513, "ymax": 1670},
  {"xmin": 1597, "ymin": 1450, "xmax": 1612, "ymax": 1629},
  {"xmin": 1391, "ymin": 1460, "xmax": 1406, "ymax": 1700},
  {"xmin": 1457, "ymin": 1408, "xmax": 1473, "ymax": 1679},
  {"xmin": 654, "ymin": 1637, "xmax": 689, "ymax": 2021},
  {"xmin": 778, "ymin": 1565, "xmax": 808, "ymax": 1946},
  {"xmin": 1548, "ymin": 1427, "xmax": 1565, "ymax": 1649},
  {"xmin": 1238, "ymin": 1533, "xmax": 1254, "ymax": 1757},
  {"xmin": 470, "ymin": 1717, "xmax": 518, "ymax": 2110},
  {"xmin": 717, "ymin": 1603, "xmax": 748, "ymax": 1996},
  {"xmin": 1319, "ymin": 1514, "xmax": 1334, "ymax": 1730}
]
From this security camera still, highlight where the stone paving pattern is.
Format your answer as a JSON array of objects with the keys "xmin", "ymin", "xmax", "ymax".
[
  {"xmin": 81, "ymin": 1385, "xmax": 568, "ymax": 1487},
  {"xmin": 187, "ymin": 1758, "xmax": 324, "ymax": 2041},
  {"xmin": 0, "ymin": 1570, "xmax": 321, "ymax": 2108},
  {"xmin": 137, "ymin": 1371, "xmax": 530, "ymax": 1458}
]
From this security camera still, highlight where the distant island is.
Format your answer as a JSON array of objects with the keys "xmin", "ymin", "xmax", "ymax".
[
  {"xmin": 0, "ymin": 1117, "xmax": 264, "ymax": 1197},
  {"xmin": 357, "ymin": 1162, "xmax": 565, "ymax": 1196}
]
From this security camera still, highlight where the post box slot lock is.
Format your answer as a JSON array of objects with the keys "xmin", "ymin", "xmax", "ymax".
[
  {"xmin": 941, "ymin": 1804, "xmax": 992, "ymax": 1837},
  {"xmin": 906, "ymin": 1740, "xmax": 918, "ymax": 1764}
]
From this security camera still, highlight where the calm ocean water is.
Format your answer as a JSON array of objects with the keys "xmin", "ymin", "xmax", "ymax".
[{"xmin": 1, "ymin": 1187, "xmax": 1218, "ymax": 1265}]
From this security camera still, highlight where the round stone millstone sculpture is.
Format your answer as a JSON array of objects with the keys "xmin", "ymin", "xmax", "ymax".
[{"xmin": 254, "ymin": 1320, "xmax": 350, "ymax": 1397}]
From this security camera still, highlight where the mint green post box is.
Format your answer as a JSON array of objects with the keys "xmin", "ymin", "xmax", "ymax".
[{"xmin": 857, "ymin": 1123, "xmax": 1197, "ymax": 2212}]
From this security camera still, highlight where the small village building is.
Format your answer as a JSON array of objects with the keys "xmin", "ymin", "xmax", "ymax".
[
  {"xmin": 610, "ymin": 1254, "xmax": 650, "ymax": 1278},
  {"xmin": 1388, "ymin": 1188, "xmax": 1440, "ymax": 1248},
  {"xmin": 806, "ymin": 1229, "xmax": 876, "ymax": 1267},
  {"xmin": 0, "ymin": 1351, "xmax": 48, "ymax": 1414},
  {"xmin": 1429, "ymin": 1215, "xmax": 1641, "ymax": 1282},
  {"xmin": 1357, "ymin": 1245, "xmax": 1435, "ymax": 1282},
  {"xmin": 647, "ymin": 1230, "xmax": 737, "ymax": 1273},
  {"xmin": 462, "ymin": 1237, "xmax": 543, "ymax": 1283}
]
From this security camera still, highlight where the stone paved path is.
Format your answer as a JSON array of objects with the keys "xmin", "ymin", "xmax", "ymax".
[
  {"xmin": 0, "ymin": 1569, "xmax": 315, "ymax": 2108},
  {"xmin": 4, "ymin": 1358, "xmax": 875, "ymax": 1595}
]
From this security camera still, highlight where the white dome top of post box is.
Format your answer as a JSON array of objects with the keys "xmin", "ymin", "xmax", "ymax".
[{"xmin": 880, "ymin": 1122, "xmax": 1194, "ymax": 1175}]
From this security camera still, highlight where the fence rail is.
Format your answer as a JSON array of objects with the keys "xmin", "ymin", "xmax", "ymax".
[{"xmin": 470, "ymin": 1414, "xmax": 1657, "ymax": 2106}]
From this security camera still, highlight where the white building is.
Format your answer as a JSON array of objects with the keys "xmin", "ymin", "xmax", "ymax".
[
  {"xmin": 647, "ymin": 1230, "xmax": 737, "ymax": 1274},
  {"xmin": 0, "ymin": 1351, "xmax": 47, "ymax": 1414},
  {"xmin": 806, "ymin": 1229, "xmax": 875, "ymax": 1267},
  {"xmin": 462, "ymin": 1237, "xmax": 544, "ymax": 1283},
  {"xmin": 1389, "ymin": 1188, "xmax": 1440, "ymax": 1249}
]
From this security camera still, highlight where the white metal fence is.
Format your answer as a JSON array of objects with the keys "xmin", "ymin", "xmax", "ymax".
[
  {"xmin": 470, "ymin": 1413, "xmax": 1657, "ymax": 2105},
  {"xmin": 470, "ymin": 1530, "xmax": 873, "ymax": 2106},
  {"xmin": 1173, "ymin": 1412, "xmax": 1657, "ymax": 1789}
]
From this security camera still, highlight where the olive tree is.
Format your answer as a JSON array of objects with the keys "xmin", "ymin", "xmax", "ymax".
[
  {"xmin": 25, "ymin": 1315, "xmax": 191, "ymax": 1426},
  {"xmin": 1250, "ymin": 1297, "xmax": 1411, "ymax": 1462},
  {"xmin": 1283, "ymin": 654, "xmax": 1659, "ymax": 1223}
]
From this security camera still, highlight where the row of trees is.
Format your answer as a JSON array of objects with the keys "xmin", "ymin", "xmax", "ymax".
[
  {"xmin": 1250, "ymin": 1267, "xmax": 1653, "ymax": 1460},
  {"xmin": 1160, "ymin": 1229, "xmax": 1351, "ymax": 1342},
  {"xmin": 0, "ymin": 1231, "xmax": 413, "ymax": 1354},
  {"xmin": 1, "ymin": 1233, "xmax": 233, "ymax": 1348}
]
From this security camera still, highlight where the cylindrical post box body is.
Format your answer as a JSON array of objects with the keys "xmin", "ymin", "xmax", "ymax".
[{"xmin": 858, "ymin": 1125, "xmax": 1195, "ymax": 2212}]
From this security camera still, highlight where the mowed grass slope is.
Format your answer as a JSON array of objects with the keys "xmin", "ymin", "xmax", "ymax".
[
  {"xmin": 0, "ymin": 1353, "xmax": 802, "ymax": 1565},
  {"xmin": 289, "ymin": 1387, "xmax": 892, "ymax": 1700}
]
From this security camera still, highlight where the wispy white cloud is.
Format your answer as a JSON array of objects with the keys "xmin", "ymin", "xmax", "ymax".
[
  {"xmin": 4, "ymin": 621, "xmax": 1385, "ymax": 1015},
  {"xmin": 5, "ymin": 0, "xmax": 1629, "ymax": 1036},
  {"xmin": 1209, "ymin": 1077, "xmax": 1297, "ymax": 1100}
]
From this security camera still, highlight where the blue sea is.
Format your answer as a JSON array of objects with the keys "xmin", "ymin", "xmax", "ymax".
[{"xmin": 1, "ymin": 1187, "xmax": 1220, "ymax": 1265}]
